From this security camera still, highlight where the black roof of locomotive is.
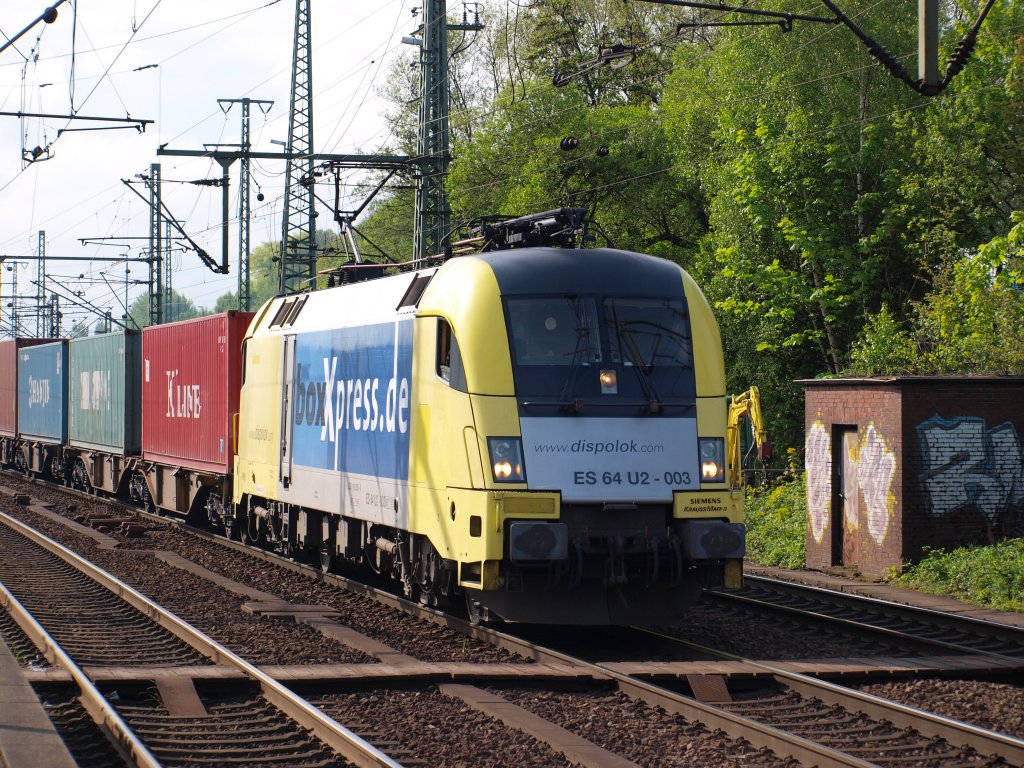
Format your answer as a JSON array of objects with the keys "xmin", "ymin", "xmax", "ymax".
[{"xmin": 473, "ymin": 247, "xmax": 687, "ymax": 298}]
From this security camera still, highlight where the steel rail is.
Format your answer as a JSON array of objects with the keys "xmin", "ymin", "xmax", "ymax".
[
  {"xmin": 708, "ymin": 590, "xmax": 1024, "ymax": 662},
  {"xmin": 637, "ymin": 627, "xmax": 1024, "ymax": 765},
  {"xmin": 0, "ymin": 510, "xmax": 405, "ymax": 768},
  {"xmin": 736, "ymin": 573, "xmax": 1024, "ymax": 651},
  {"xmin": 174, "ymin": 520, "xmax": 1024, "ymax": 766},
  {"xmin": 124, "ymin": 515, "xmax": 881, "ymax": 768},
  {"xmin": 0, "ymin": 577, "xmax": 161, "ymax": 768},
  {"xmin": 7, "ymin": 474, "xmax": 1023, "ymax": 766}
]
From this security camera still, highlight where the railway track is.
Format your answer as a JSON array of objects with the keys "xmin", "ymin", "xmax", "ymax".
[
  {"xmin": 707, "ymin": 574, "xmax": 1024, "ymax": 661},
  {"xmin": 0, "ymin": 508, "xmax": 403, "ymax": 768},
  {"xmin": 124, "ymin": 506, "xmax": 1024, "ymax": 767},
  {"xmin": 3, "ymin": 473, "xmax": 1024, "ymax": 767}
]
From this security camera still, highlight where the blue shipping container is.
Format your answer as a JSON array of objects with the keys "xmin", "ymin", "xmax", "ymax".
[{"xmin": 18, "ymin": 341, "xmax": 69, "ymax": 443}]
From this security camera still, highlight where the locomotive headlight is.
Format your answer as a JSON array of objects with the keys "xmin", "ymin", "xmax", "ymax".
[
  {"xmin": 599, "ymin": 369, "xmax": 618, "ymax": 394},
  {"xmin": 699, "ymin": 437, "xmax": 725, "ymax": 483},
  {"xmin": 488, "ymin": 437, "xmax": 526, "ymax": 483}
]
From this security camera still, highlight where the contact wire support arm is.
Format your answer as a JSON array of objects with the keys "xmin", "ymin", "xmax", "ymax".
[{"xmin": 121, "ymin": 178, "xmax": 222, "ymax": 274}]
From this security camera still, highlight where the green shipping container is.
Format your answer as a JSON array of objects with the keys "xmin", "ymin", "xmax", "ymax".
[{"xmin": 68, "ymin": 330, "xmax": 142, "ymax": 454}]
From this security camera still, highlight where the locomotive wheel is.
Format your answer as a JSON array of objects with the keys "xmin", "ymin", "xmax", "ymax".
[{"xmin": 465, "ymin": 593, "xmax": 488, "ymax": 626}]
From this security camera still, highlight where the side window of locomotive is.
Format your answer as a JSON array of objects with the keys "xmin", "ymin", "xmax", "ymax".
[{"xmin": 436, "ymin": 319, "xmax": 467, "ymax": 392}]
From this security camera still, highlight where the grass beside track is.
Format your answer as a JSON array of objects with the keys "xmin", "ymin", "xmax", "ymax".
[
  {"xmin": 894, "ymin": 539, "xmax": 1024, "ymax": 613},
  {"xmin": 742, "ymin": 472, "xmax": 1024, "ymax": 613}
]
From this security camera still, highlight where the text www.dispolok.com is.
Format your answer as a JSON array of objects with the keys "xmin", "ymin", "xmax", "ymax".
[{"xmin": 533, "ymin": 439, "xmax": 665, "ymax": 455}]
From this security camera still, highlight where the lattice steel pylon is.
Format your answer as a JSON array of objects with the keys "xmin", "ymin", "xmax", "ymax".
[
  {"xmin": 278, "ymin": 0, "xmax": 316, "ymax": 295},
  {"xmin": 163, "ymin": 219, "xmax": 173, "ymax": 321},
  {"xmin": 220, "ymin": 97, "xmax": 273, "ymax": 310},
  {"xmin": 148, "ymin": 163, "xmax": 163, "ymax": 326},
  {"xmin": 413, "ymin": 1, "xmax": 482, "ymax": 263},
  {"xmin": 36, "ymin": 230, "xmax": 45, "ymax": 337},
  {"xmin": 414, "ymin": 0, "xmax": 451, "ymax": 264}
]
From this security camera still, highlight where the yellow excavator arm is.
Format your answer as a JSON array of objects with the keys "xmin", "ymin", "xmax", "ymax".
[{"xmin": 727, "ymin": 386, "xmax": 771, "ymax": 489}]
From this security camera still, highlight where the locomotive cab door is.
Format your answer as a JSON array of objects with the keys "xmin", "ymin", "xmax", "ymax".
[
  {"xmin": 410, "ymin": 317, "xmax": 485, "ymax": 554},
  {"xmin": 279, "ymin": 334, "xmax": 297, "ymax": 489}
]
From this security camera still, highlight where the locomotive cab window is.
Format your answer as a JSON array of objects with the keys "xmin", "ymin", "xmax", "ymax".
[
  {"xmin": 505, "ymin": 295, "xmax": 696, "ymax": 403},
  {"xmin": 436, "ymin": 319, "xmax": 467, "ymax": 392}
]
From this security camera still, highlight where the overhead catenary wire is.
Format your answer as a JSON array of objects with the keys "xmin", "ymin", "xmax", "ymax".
[{"xmin": 2, "ymin": 0, "xmax": 1014, "ymax": 329}]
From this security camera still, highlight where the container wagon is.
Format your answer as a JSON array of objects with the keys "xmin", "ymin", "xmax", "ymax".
[
  {"xmin": 64, "ymin": 330, "xmax": 142, "ymax": 495},
  {"xmin": 13, "ymin": 340, "xmax": 68, "ymax": 475},
  {"xmin": 0, "ymin": 338, "xmax": 53, "ymax": 465},
  {"xmin": 133, "ymin": 311, "xmax": 254, "ymax": 524}
]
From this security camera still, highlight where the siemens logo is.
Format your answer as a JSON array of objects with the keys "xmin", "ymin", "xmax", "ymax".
[{"xmin": 293, "ymin": 357, "xmax": 410, "ymax": 439}]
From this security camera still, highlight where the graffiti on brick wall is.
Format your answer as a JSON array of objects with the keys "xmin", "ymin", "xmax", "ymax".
[
  {"xmin": 857, "ymin": 424, "xmax": 895, "ymax": 545},
  {"xmin": 917, "ymin": 415, "xmax": 1024, "ymax": 523},
  {"xmin": 805, "ymin": 421, "xmax": 831, "ymax": 544}
]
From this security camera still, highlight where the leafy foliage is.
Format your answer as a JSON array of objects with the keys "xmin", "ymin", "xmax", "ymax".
[
  {"xmin": 209, "ymin": 0, "xmax": 1024, "ymax": 464},
  {"xmin": 848, "ymin": 212, "xmax": 1024, "ymax": 375},
  {"xmin": 894, "ymin": 540, "xmax": 1024, "ymax": 613},
  {"xmin": 743, "ymin": 474, "xmax": 806, "ymax": 569},
  {"xmin": 127, "ymin": 290, "xmax": 208, "ymax": 329},
  {"xmin": 847, "ymin": 304, "xmax": 916, "ymax": 375}
]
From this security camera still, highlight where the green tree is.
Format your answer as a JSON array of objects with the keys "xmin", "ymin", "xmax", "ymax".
[
  {"xmin": 851, "ymin": 212, "xmax": 1024, "ymax": 375},
  {"xmin": 662, "ymin": 0, "xmax": 1023, "ymax": 449},
  {"xmin": 127, "ymin": 290, "xmax": 208, "ymax": 329}
]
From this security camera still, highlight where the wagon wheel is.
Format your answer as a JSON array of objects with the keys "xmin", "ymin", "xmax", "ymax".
[{"xmin": 319, "ymin": 545, "xmax": 335, "ymax": 573}]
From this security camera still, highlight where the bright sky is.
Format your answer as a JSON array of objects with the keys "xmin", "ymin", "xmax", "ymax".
[{"xmin": 0, "ymin": 0, "xmax": 416, "ymax": 333}]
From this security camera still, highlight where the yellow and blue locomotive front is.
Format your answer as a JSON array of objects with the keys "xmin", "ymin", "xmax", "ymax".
[
  {"xmin": 419, "ymin": 248, "xmax": 743, "ymax": 624},
  {"xmin": 234, "ymin": 246, "xmax": 743, "ymax": 625}
]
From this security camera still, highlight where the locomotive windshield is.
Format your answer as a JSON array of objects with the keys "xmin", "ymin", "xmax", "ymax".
[{"xmin": 505, "ymin": 296, "xmax": 695, "ymax": 406}]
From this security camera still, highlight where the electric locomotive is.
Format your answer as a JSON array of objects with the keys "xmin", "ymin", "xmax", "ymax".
[{"xmin": 233, "ymin": 211, "xmax": 744, "ymax": 624}]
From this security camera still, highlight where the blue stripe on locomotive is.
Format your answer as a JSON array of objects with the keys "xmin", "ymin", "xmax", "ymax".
[
  {"xmin": 290, "ymin": 319, "xmax": 413, "ymax": 480},
  {"xmin": 17, "ymin": 341, "xmax": 68, "ymax": 442}
]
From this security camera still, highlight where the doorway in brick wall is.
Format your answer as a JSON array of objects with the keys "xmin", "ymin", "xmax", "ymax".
[{"xmin": 831, "ymin": 426, "xmax": 860, "ymax": 568}]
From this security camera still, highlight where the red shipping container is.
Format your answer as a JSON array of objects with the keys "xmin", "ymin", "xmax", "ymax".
[
  {"xmin": 0, "ymin": 338, "xmax": 57, "ymax": 437},
  {"xmin": 142, "ymin": 312, "xmax": 255, "ymax": 473}
]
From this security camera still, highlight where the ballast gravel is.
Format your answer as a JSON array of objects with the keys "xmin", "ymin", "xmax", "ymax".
[
  {"xmin": 6, "ymin": 476, "xmax": 1024, "ymax": 763},
  {"xmin": 314, "ymin": 689, "xmax": 573, "ymax": 767},
  {"xmin": 491, "ymin": 687, "xmax": 798, "ymax": 768},
  {"xmin": 857, "ymin": 677, "xmax": 1024, "ymax": 738}
]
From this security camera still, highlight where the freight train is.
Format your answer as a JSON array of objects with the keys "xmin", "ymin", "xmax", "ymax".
[{"xmin": 0, "ymin": 219, "xmax": 744, "ymax": 624}]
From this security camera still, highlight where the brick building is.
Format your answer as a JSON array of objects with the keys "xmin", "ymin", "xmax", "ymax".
[{"xmin": 800, "ymin": 377, "xmax": 1024, "ymax": 579}]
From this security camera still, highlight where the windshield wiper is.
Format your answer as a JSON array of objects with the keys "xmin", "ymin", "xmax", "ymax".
[
  {"xmin": 557, "ymin": 298, "xmax": 592, "ymax": 406},
  {"xmin": 615, "ymin": 319, "xmax": 666, "ymax": 413}
]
